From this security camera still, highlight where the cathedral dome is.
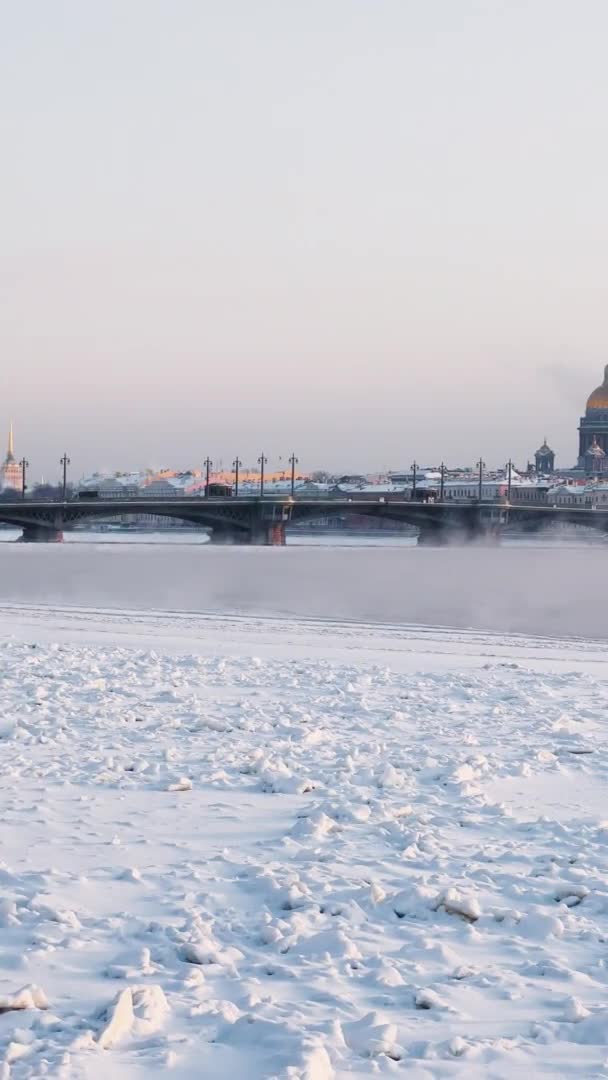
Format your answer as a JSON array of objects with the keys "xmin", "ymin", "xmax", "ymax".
[{"xmin": 586, "ymin": 365, "xmax": 608, "ymax": 410}]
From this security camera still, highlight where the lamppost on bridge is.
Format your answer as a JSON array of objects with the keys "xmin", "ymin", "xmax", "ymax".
[
  {"xmin": 411, "ymin": 461, "xmax": 418, "ymax": 500},
  {"xmin": 203, "ymin": 457, "xmax": 212, "ymax": 496},
  {"xmin": 233, "ymin": 457, "xmax": 242, "ymax": 497},
  {"xmin": 60, "ymin": 453, "xmax": 70, "ymax": 502},
  {"xmin": 439, "ymin": 462, "xmax": 446, "ymax": 502},
  {"xmin": 477, "ymin": 458, "xmax": 485, "ymax": 503},
  {"xmin": 258, "ymin": 453, "xmax": 267, "ymax": 497},
  {"xmin": 506, "ymin": 459, "xmax": 513, "ymax": 504},
  {"xmin": 288, "ymin": 453, "xmax": 298, "ymax": 497},
  {"xmin": 20, "ymin": 458, "xmax": 28, "ymax": 500}
]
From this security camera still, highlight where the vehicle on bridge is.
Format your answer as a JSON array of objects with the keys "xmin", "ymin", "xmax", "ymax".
[
  {"xmin": 414, "ymin": 488, "xmax": 437, "ymax": 503},
  {"xmin": 205, "ymin": 482, "xmax": 233, "ymax": 497}
]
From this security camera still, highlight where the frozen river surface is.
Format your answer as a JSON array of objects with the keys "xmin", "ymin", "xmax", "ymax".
[
  {"xmin": 0, "ymin": 604, "xmax": 608, "ymax": 1077},
  {"xmin": 0, "ymin": 538, "xmax": 605, "ymax": 637},
  {"xmin": 1, "ymin": 541, "xmax": 608, "ymax": 1076}
]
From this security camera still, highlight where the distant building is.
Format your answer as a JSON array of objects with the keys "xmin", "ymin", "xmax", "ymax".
[
  {"xmin": 549, "ymin": 480, "xmax": 608, "ymax": 508},
  {"xmin": 96, "ymin": 478, "xmax": 139, "ymax": 498},
  {"xmin": 0, "ymin": 424, "xmax": 22, "ymax": 491},
  {"xmin": 336, "ymin": 475, "xmax": 367, "ymax": 488},
  {"xmin": 548, "ymin": 483, "xmax": 588, "ymax": 507},
  {"xmin": 534, "ymin": 438, "xmax": 555, "ymax": 474},
  {"xmin": 578, "ymin": 366, "xmax": 608, "ymax": 472},
  {"xmin": 510, "ymin": 480, "xmax": 554, "ymax": 505},
  {"xmin": 139, "ymin": 479, "xmax": 181, "ymax": 496}
]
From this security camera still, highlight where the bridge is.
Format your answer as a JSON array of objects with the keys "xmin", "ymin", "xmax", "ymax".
[{"xmin": 0, "ymin": 495, "xmax": 607, "ymax": 544}]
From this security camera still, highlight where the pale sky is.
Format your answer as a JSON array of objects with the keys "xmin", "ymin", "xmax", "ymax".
[{"xmin": 1, "ymin": 0, "xmax": 607, "ymax": 480}]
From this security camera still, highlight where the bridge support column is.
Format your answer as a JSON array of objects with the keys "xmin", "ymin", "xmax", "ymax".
[
  {"xmin": 416, "ymin": 524, "xmax": 447, "ymax": 546},
  {"xmin": 209, "ymin": 529, "xmax": 240, "ymax": 544},
  {"xmin": 462, "ymin": 516, "xmax": 501, "ymax": 544},
  {"xmin": 209, "ymin": 524, "xmax": 286, "ymax": 545},
  {"xmin": 267, "ymin": 523, "xmax": 286, "ymax": 546},
  {"xmin": 248, "ymin": 523, "xmax": 286, "ymax": 546},
  {"xmin": 19, "ymin": 525, "xmax": 64, "ymax": 543}
]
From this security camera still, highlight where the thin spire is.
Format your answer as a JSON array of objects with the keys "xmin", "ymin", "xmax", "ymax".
[{"xmin": 7, "ymin": 422, "xmax": 14, "ymax": 461}]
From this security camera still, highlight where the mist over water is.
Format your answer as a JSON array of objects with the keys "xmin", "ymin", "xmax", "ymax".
[{"xmin": 0, "ymin": 542, "xmax": 605, "ymax": 640}]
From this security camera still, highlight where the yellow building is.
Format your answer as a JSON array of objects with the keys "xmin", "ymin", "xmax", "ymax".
[{"xmin": 0, "ymin": 424, "xmax": 22, "ymax": 492}]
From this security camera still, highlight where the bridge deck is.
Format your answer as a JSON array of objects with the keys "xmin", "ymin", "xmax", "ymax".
[{"xmin": 0, "ymin": 496, "xmax": 606, "ymax": 544}]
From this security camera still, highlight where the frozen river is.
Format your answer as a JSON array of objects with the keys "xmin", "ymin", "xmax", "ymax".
[
  {"xmin": 1, "ymin": 532, "xmax": 608, "ymax": 1076},
  {"xmin": 1, "ymin": 571, "xmax": 608, "ymax": 1076},
  {"xmin": 0, "ymin": 533, "xmax": 605, "ymax": 638}
]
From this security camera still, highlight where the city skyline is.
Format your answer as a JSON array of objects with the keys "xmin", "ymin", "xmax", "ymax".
[
  {"xmin": 3, "ymin": 357, "xmax": 607, "ymax": 484},
  {"xmin": 3, "ymin": 2, "xmax": 608, "ymax": 473},
  {"xmin": 0, "ymin": 402, "xmax": 595, "ymax": 486},
  {"xmin": 0, "ymin": 414, "xmax": 564, "ymax": 483}
]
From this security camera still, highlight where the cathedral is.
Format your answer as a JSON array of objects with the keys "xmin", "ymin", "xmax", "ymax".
[
  {"xmin": 533, "ymin": 367, "xmax": 608, "ymax": 477},
  {"xmin": 578, "ymin": 365, "xmax": 608, "ymax": 474},
  {"xmin": 0, "ymin": 424, "xmax": 22, "ymax": 491}
]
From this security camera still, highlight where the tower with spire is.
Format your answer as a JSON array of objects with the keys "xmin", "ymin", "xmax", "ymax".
[{"xmin": 0, "ymin": 422, "xmax": 22, "ymax": 491}]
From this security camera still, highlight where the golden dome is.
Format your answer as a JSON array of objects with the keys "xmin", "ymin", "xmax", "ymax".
[{"xmin": 587, "ymin": 365, "xmax": 608, "ymax": 410}]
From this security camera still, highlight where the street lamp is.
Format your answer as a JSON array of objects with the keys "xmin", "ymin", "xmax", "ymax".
[
  {"xmin": 60, "ymin": 453, "xmax": 70, "ymax": 501},
  {"xmin": 258, "ymin": 453, "xmax": 268, "ymax": 497},
  {"xmin": 411, "ymin": 461, "xmax": 418, "ymax": 500},
  {"xmin": 288, "ymin": 453, "xmax": 298, "ymax": 497},
  {"xmin": 506, "ymin": 459, "xmax": 513, "ymax": 503},
  {"xmin": 477, "ymin": 458, "xmax": 485, "ymax": 502},
  {"xmin": 20, "ymin": 458, "xmax": 28, "ymax": 499},
  {"xmin": 439, "ymin": 462, "xmax": 446, "ymax": 502},
  {"xmin": 233, "ymin": 457, "xmax": 242, "ymax": 497},
  {"xmin": 203, "ymin": 456, "xmax": 212, "ymax": 496}
]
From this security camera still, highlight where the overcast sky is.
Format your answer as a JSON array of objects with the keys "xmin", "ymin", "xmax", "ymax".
[{"xmin": 1, "ymin": 0, "xmax": 607, "ymax": 480}]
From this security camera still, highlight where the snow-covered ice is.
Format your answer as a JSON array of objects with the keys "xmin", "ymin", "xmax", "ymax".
[{"xmin": 1, "ymin": 591, "xmax": 608, "ymax": 1075}]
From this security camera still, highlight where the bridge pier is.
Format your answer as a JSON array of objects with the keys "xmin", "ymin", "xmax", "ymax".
[
  {"xmin": 208, "ymin": 524, "xmax": 286, "ymax": 545},
  {"xmin": 208, "ymin": 529, "xmax": 240, "ymax": 545},
  {"xmin": 248, "ymin": 523, "xmax": 286, "ymax": 546},
  {"xmin": 19, "ymin": 525, "xmax": 64, "ymax": 543},
  {"xmin": 462, "ymin": 516, "xmax": 501, "ymax": 544},
  {"xmin": 267, "ymin": 523, "xmax": 286, "ymax": 546},
  {"xmin": 416, "ymin": 529, "xmax": 447, "ymax": 546},
  {"xmin": 416, "ymin": 519, "xmax": 448, "ymax": 546}
]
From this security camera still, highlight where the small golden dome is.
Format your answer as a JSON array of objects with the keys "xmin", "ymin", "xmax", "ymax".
[{"xmin": 587, "ymin": 365, "xmax": 608, "ymax": 410}]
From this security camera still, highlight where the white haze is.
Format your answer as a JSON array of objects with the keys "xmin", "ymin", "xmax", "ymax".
[{"xmin": 0, "ymin": 543, "xmax": 604, "ymax": 639}]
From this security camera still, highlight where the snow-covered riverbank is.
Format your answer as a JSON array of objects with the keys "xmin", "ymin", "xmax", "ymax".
[{"xmin": 1, "ymin": 606, "xmax": 608, "ymax": 1077}]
